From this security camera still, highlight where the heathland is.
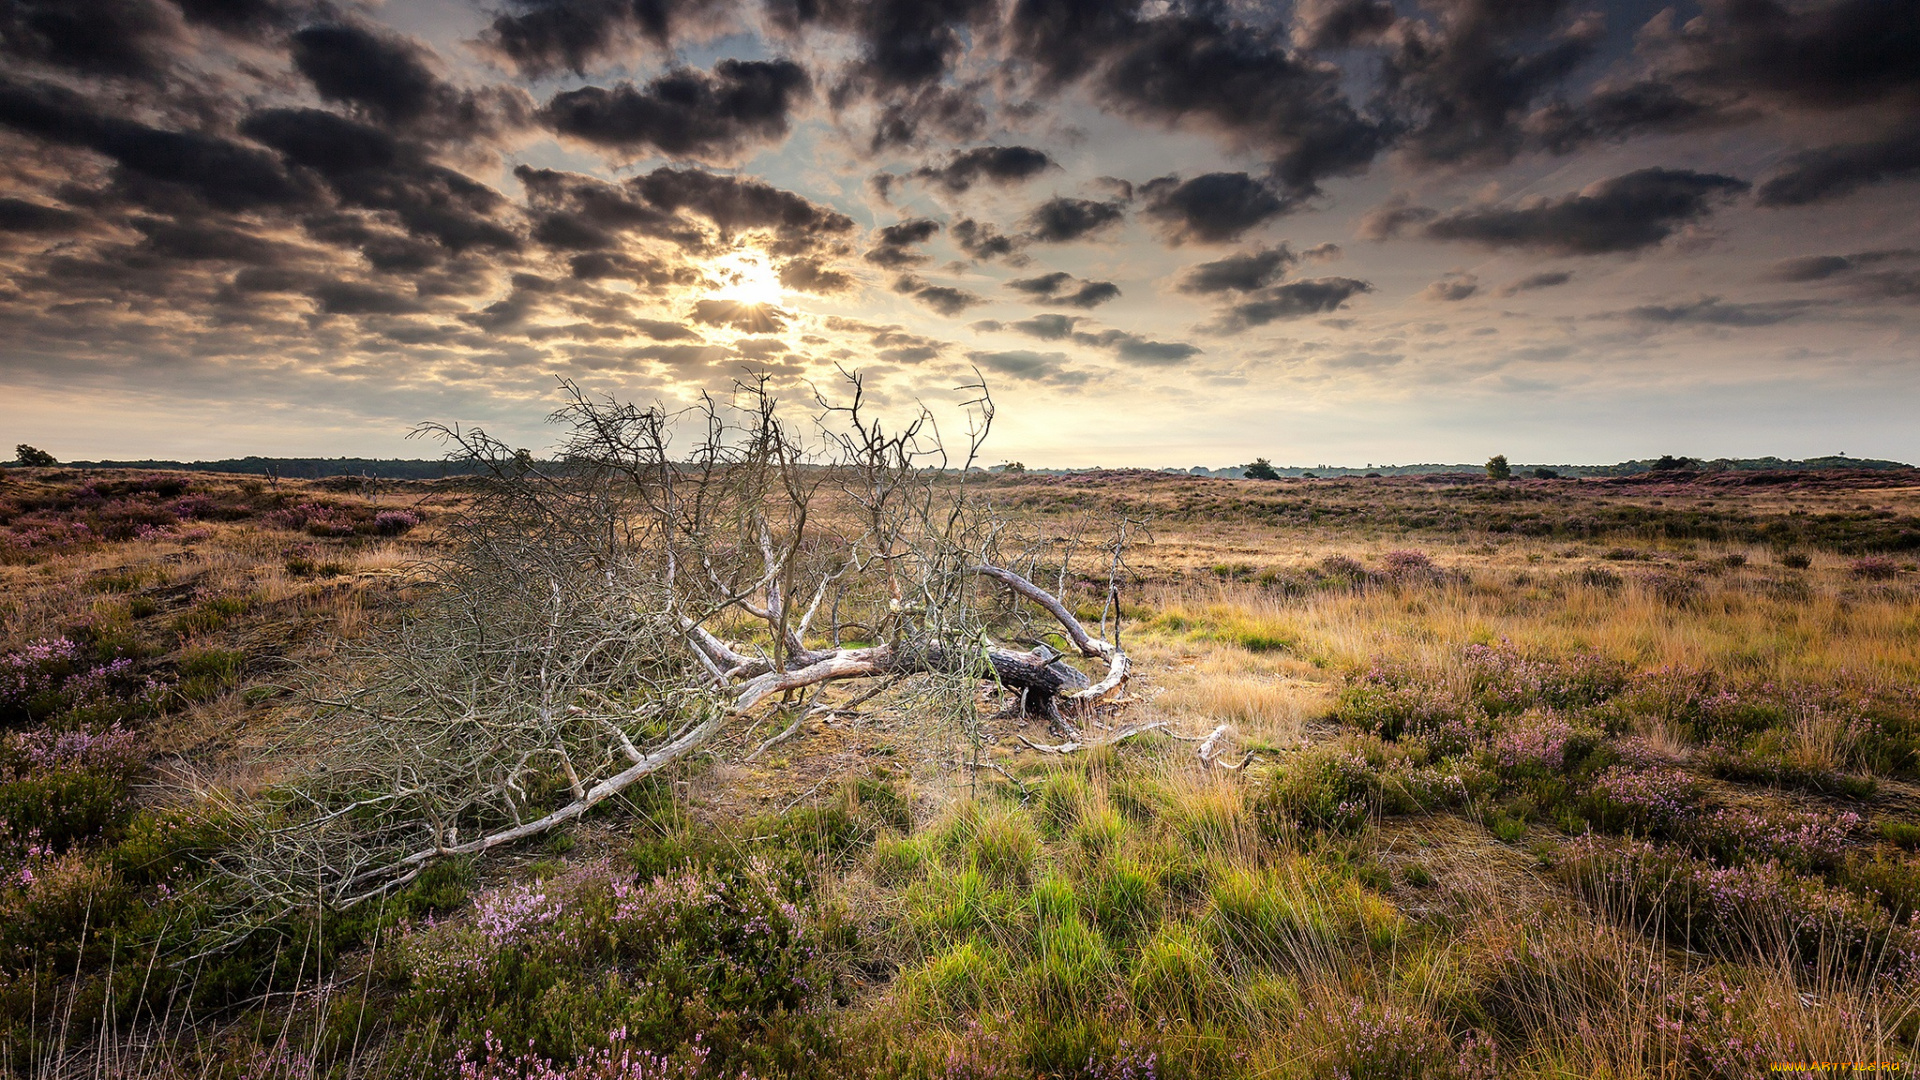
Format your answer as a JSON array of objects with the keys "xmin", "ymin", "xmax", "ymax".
[{"xmin": 1, "ymin": 462, "xmax": 1918, "ymax": 1078}]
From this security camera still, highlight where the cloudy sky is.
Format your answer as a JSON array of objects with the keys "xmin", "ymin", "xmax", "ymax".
[{"xmin": 0, "ymin": 0, "xmax": 1916, "ymax": 467}]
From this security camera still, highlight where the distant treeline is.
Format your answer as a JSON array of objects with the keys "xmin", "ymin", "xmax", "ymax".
[
  {"xmin": 1138, "ymin": 454, "xmax": 1912, "ymax": 480},
  {"xmin": 25, "ymin": 452, "xmax": 1917, "ymax": 481},
  {"xmin": 57, "ymin": 457, "xmax": 486, "ymax": 479}
]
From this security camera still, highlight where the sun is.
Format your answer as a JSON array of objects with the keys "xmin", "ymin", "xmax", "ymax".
[{"xmin": 705, "ymin": 250, "xmax": 784, "ymax": 308}]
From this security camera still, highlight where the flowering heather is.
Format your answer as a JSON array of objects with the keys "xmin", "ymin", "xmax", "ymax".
[
  {"xmin": 1, "ymin": 723, "xmax": 141, "ymax": 780},
  {"xmin": 0, "ymin": 637, "xmax": 82, "ymax": 708},
  {"xmin": 1491, "ymin": 712, "xmax": 1583, "ymax": 774},
  {"xmin": 1698, "ymin": 806, "xmax": 1862, "ymax": 872},
  {"xmin": 453, "ymin": 1029, "xmax": 725, "ymax": 1080},
  {"xmin": 1380, "ymin": 549, "xmax": 1433, "ymax": 580},
  {"xmin": 1850, "ymin": 555, "xmax": 1900, "ymax": 580},
  {"xmin": 1315, "ymin": 997, "xmax": 1496, "ymax": 1080},
  {"xmin": 1463, "ymin": 641, "xmax": 1628, "ymax": 716},
  {"xmin": 1561, "ymin": 838, "xmax": 1919, "ymax": 979},
  {"xmin": 1585, "ymin": 765, "xmax": 1703, "ymax": 836},
  {"xmin": 474, "ymin": 880, "xmax": 568, "ymax": 946},
  {"xmin": 374, "ymin": 509, "xmax": 421, "ymax": 535},
  {"xmin": 1082, "ymin": 1043, "xmax": 1158, "ymax": 1080}
]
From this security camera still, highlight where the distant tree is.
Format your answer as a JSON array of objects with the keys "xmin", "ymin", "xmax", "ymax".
[
  {"xmin": 1486, "ymin": 454, "xmax": 1511, "ymax": 480},
  {"xmin": 1650, "ymin": 454, "xmax": 1694, "ymax": 472},
  {"xmin": 14, "ymin": 444, "xmax": 54, "ymax": 466},
  {"xmin": 1533, "ymin": 467, "xmax": 1559, "ymax": 479},
  {"xmin": 994, "ymin": 461, "xmax": 1026, "ymax": 473},
  {"xmin": 1243, "ymin": 457, "xmax": 1280, "ymax": 480}
]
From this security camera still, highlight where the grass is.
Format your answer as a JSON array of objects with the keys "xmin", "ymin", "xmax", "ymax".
[{"xmin": 0, "ymin": 467, "xmax": 1917, "ymax": 1076}]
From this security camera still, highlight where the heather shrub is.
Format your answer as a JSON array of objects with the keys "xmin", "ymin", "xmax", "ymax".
[
  {"xmin": 1849, "ymin": 556, "xmax": 1899, "ymax": 580},
  {"xmin": 374, "ymin": 509, "xmax": 421, "ymax": 535},
  {"xmin": 1330, "ymin": 664, "xmax": 1477, "ymax": 754},
  {"xmin": 1305, "ymin": 996, "xmax": 1496, "ymax": 1080},
  {"xmin": 1560, "ymin": 838, "xmax": 1919, "ymax": 978},
  {"xmin": 1692, "ymin": 806, "xmax": 1862, "ymax": 873},
  {"xmin": 1463, "ymin": 642, "xmax": 1627, "ymax": 717},
  {"xmin": 398, "ymin": 859, "xmax": 840, "ymax": 1078},
  {"xmin": 1581, "ymin": 765, "xmax": 1703, "ymax": 838}
]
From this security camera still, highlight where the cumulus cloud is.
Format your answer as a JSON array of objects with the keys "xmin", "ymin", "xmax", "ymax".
[
  {"xmin": 1140, "ymin": 173, "xmax": 1292, "ymax": 244},
  {"xmin": 965, "ymin": 348, "xmax": 1091, "ymax": 386},
  {"xmin": 1498, "ymin": 270, "xmax": 1573, "ymax": 295},
  {"xmin": 1004, "ymin": 271, "xmax": 1120, "ymax": 308},
  {"xmin": 891, "ymin": 272, "xmax": 983, "ymax": 315},
  {"xmin": 1388, "ymin": 169, "xmax": 1750, "ymax": 255},
  {"xmin": 539, "ymin": 59, "xmax": 810, "ymax": 163},
  {"xmin": 480, "ymin": 0, "xmax": 733, "ymax": 78},
  {"xmin": 1021, "ymin": 196, "xmax": 1129, "ymax": 244},
  {"xmin": 1757, "ymin": 124, "xmax": 1920, "ymax": 206},
  {"xmin": 1176, "ymin": 246, "xmax": 1296, "ymax": 294},
  {"xmin": 910, "ymin": 146, "xmax": 1056, "ymax": 193},
  {"xmin": 1421, "ymin": 271, "xmax": 1479, "ymax": 301},
  {"xmin": 864, "ymin": 217, "xmax": 940, "ymax": 267},
  {"xmin": 1206, "ymin": 277, "xmax": 1374, "ymax": 333}
]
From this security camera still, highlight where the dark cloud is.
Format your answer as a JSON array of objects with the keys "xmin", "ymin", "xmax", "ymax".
[
  {"xmin": 1356, "ymin": 196, "xmax": 1439, "ymax": 241},
  {"xmin": 986, "ymin": 312, "xmax": 1079, "ymax": 340},
  {"xmin": 1411, "ymin": 168, "xmax": 1749, "ymax": 255},
  {"xmin": 1140, "ymin": 173, "xmax": 1290, "ymax": 244},
  {"xmin": 1207, "ymin": 276, "xmax": 1374, "ymax": 332},
  {"xmin": 864, "ymin": 217, "xmax": 940, "ymax": 267},
  {"xmin": 891, "ymin": 272, "xmax": 982, "ymax": 315},
  {"xmin": 1008, "ymin": 1, "xmax": 1388, "ymax": 196},
  {"xmin": 1655, "ymin": 0, "xmax": 1920, "ymax": 113},
  {"xmin": 1377, "ymin": 0, "xmax": 1600, "ymax": 167},
  {"xmin": 480, "ymin": 0, "xmax": 730, "ymax": 78},
  {"xmin": 1620, "ymin": 296, "xmax": 1818, "ymax": 327},
  {"xmin": 291, "ymin": 24, "xmax": 443, "ymax": 128},
  {"xmin": 1004, "ymin": 271, "xmax": 1119, "ymax": 308},
  {"xmin": 690, "ymin": 297, "xmax": 788, "ymax": 332},
  {"xmin": 865, "ymin": 83, "xmax": 989, "ymax": 151},
  {"xmin": 777, "ymin": 256, "xmax": 855, "ymax": 293},
  {"xmin": 1759, "ymin": 249, "xmax": 1920, "ymax": 301},
  {"xmin": 1069, "ymin": 328, "xmax": 1201, "ymax": 364},
  {"xmin": 1022, "ymin": 196, "xmax": 1127, "ymax": 244},
  {"xmin": 779, "ymin": 0, "xmax": 996, "ymax": 93},
  {"xmin": 538, "ymin": 59, "xmax": 810, "ymax": 163},
  {"xmin": 910, "ymin": 146, "xmax": 1056, "ymax": 193},
  {"xmin": 626, "ymin": 166, "xmax": 856, "ymax": 253},
  {"xmin": 1526, "ymin": 81, "xmax": 1718, "ymax": 156},
  {"xmin": 0, "ymin": 198, "xmax": 86, "ymax": 234},
  {"xmin": 1756, "ymin": 124, "xmax": 1920, "ymax": 207},
  {"xmin": 0, "ymin": 0, "xmax": 181, "ymax": 83},
  {"xmin": 0, "ymin": 77, "xmax": 312, "ymax": 211},
  {"xmin": 243, "ymin": 108, "xmax": 521, "ymax": 252},
  {"xmin": 1497, "ymin": 270, "xmax": 1572, "ymax": 295},
  {"xmin": 172, "ymin": 0, "xmax": 297, "ymax": 36},
  {"xmin": 1421, "ymin": 271, "xmax": 1478, "ymax": 301},
  {"xmin": 950, "ymin": 217, "xmax": 1022, "ymax": 261},
  {"xmin": 1176, "ymin": 246, "xmax": 1295, "ymax": 294},
  {"xmin": 1292, "ymin": 0, "xmax": 1397, "ymax": 50},
  {"xmin": 965, "ymin": 348, "xmax": 1091, "ymax": 386},
  {"xmin": 311, "ymin": 279, "xmax": 427, "ymax": 316}
]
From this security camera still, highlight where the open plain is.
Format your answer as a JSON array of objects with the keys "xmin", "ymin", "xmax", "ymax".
[{"xmin": 2, "ymin": 463, "xmax": 1918, "ymax": 1078}]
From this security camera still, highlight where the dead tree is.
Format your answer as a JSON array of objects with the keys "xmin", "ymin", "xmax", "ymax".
[{"xmin": 217, "ymin": 374, "xmax": 1133, "ymax": 912}]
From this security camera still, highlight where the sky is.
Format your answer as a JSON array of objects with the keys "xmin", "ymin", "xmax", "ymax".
[{"xmin": 0, "ymin": 0, "xmax": 1916, "ymax": 468}]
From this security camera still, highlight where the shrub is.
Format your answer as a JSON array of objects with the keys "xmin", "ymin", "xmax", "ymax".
[
  {"xmin": 1561, "ymin": 838, "xmax": 1918, "ymax": 978},
  {"xmin": 1310, "ymin": 996, "xmax": 1497, "ymax": 1080},
  {"xmin": 400, "ymin": 860, "xmax": 838, "ymax": 1077},
  {"xmin": 1693, "ymin": 806, "xmax": 1861, "ymax": 873},
  {"xmin": 1779, "ymin": 551, "xmax": 1812, "ymax": 569},
  {"xmin": 1582, "ymin": 765, "xmax": 1702, "ymax": 838},
  {"xmin": 1850, "ymin": 556, "xmax": 1899, "ymax": 580},
  {"xmin": 374, "ymin": 510, "xmax": 421, "ymax": 535}
]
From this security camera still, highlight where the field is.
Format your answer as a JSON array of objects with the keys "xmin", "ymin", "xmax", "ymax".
[{"xmin": 2, "ymin": 463, "xmax": 1919, "ymax": 1078}]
